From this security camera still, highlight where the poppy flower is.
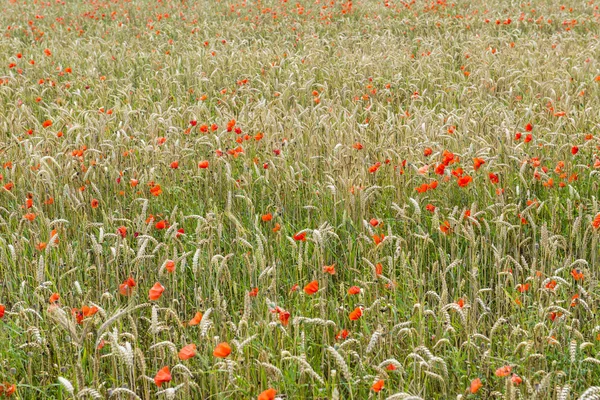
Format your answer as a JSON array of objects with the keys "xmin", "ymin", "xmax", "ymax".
[
  {"xmin": 348, "ymin": 286, "xmax": 361, "ymax": 295},
  {"xmin": 261, "ymin": 213, "xmax": 273, "ymax": 222},
  {"xmin": 0, "ymin": 383, "xmax": 16, "ymax": 397},
  {"xmin": 178, "ymin": 344, "xmax": 197, "ymax": 360},
  {"xmin": 571, "ymin": 269, "xmax": 584, "ymax": 281},
  {"xmin": 353, "ymin": 142, "xmax": 363, "ymax": 150},
  {"xmin": 213, "ymin": 342, "xmax": 232, "ymax": 358},
  {"xmin": 546, "ymin": 280, "xmax": 557, "ymax": 290},
  {"xmin": 426, "ymin": 204, "xmax": 435, "ymax": 213},
  {"xmin": 198, "ymin": 160, "xmax": 209, "ymax": 169},
  {"xmin": 117, "ymin": 226, "xmax": 127, "ymax": 238},
  {"xmin": 155, "ymin": 220, "xmax": 167, "ymax": 230},
  {"xmin": 470, "ymin": 378, "xmax": 483, "ymax": 394},
  {"xmin": 165, "ymin": 260, "xmax": 175, "ymax": 273},
  {"xmin": 440, "ymin": 221, "xmax": 451, "ymax": 234},
  {"xmin": 336, "ymin": 329, "xmax": 349, "ymax": 340},
  {"xmin": 369, "ymin": 162, "xmax": 381, "ymax": 173},
  {"xmin": 511, "ymin": 374, "xmax": 522, "ymax": 385},
  {"xmin": 119, "ymin": 277, "xmax": 136, "ymax": 296},
  {"xmin": 473, "ymin": 158, "xmax": 485, "ymax": 170},
  {"xmin": 571, "ymin": 293, "xmax": 580, "ymax": 307},
  {"xmin": 273, "ymin": 223, "xmax": 281, "ymax": 232},
  {"xmin": 375, "ymin": 263, "xmax": 383, "ymax": 275},
  {"xmin": 571, "ymin": 146, "xmax": 579, "ymax": 155},
  {"xmin": 279, "ymin": 310, "xmax": 291, "ymax": 326},
  {"xmin": 456, "ymin": 298, "xmax": 465, "ymax": 308},
  {"xmin": 373, "ymin": 234, "xmax": 384, "ymax": 245},
  {"xmin": 495, "ymin": 365, "xmax": 512, "ymax": 377},
  {"xmin": 49, "ymin": 293, "xmax": 60, "ymax": 304},
  {"xmin": 293, "ymin": 232, "xmax": 306, "ymax": 241},
  {"xmin": 249, "ymin": 287, "xmax": 258, "ymax": 297},
  {"xmin": 435, "ymin": 163, "xmax": 446, "ymax": 175},
  {"xmin": 489, "ymin": 173, "xmax": 499, "ymax": 184},
  {"xmin": 24, "ymin": 213, "xmax": 36, "ymax": 221},
  {"xmin": 525, "ymin": 123, "xmax": 533, "ymax": 132},
  {"xmin": 154, "ymin": 366, "xmax": 172, "ymax": 387},
  {"xmin": 0, "ymin": 304, "xmax": 5, "ymax": 319},
  {"xmin": 516, "ymin": 283, "xmax": 530, "ymax": 293},
  {"xmin": 323, "ymin": 264, "xmax": 335, "ymax": 275},
  {"xmin": 593, "ymin": 213, "xmax": 600, "ymax": 229},
  {"xmin": 258, "ymin": 389, "xmax": 277, "ymax": 400},
  {"xmin": 149, "ymin": 184, "xmax": 162, "ymax": 196},
  {"xmin": 371, "ymin": 380, "xmax": 384, "ymax": 392},
  {"xmin": 42, "ymin": 120, "xmax": 53, "ymax": 128},
  {"xmin": 369, "ymin": 218, "xmax": 379, "ymax": 227},
  {"xmin": 149, "ymin": 282, "xmax": 165, "ymax": 300},
  {"xmin": 457, "ymin": 175, "xmax": 473, "ymax": 187},
  {"xmin": 189, "ymin": 311, "xmax": 203, "ymax": 326},
  {"xmin": 349, "ymin": 307, "xmax": 363, "ymax": 321},
  {"xmin": 424, "ymin": 147, "xmax": 433, "ymax": 156},
  {"xmin": 170, "ymin": 161, "xmax": 179, "ymax": 169},
  {"xmin": 91, "ymin": 199, "xmax": 99, "ymax": 208},
  {"xmin": 303, "ymin": 280, "xmax": 319, "ymax": 295}
]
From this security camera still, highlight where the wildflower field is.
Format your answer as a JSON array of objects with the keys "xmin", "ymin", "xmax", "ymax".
[{"xmin": 2, "ymin": 0, "xmax": 600, "ymax": 398}]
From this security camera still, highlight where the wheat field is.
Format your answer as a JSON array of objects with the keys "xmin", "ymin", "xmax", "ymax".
[{"xmin": 1, "ymin": 0, "xmax": 600, "ymax": 399}]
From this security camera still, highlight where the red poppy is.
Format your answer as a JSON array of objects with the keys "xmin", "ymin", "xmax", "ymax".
[
  {"xmin": 336, "ymin": 329, "xmax": 349, "ymax": 340},
  {"xmin": 165, "ymin": 260, "xmax": 175, "ymax": 273},
  {"xmin": 149, "ymin": 282, "xmax": 165, "ymax": 300},
  {"xmin": 154, "ymin": 366, "xmax": 172, "ymax": 387},
  {"xmin": 179, "ymin": 344, "xmax": 197, "ymax": 360},
  {"xmin": 371, "ymin": 380, "xmax": 384, "ymax": 392},
  {"xmin": 189, "ymin": 311, "xmax": 203, "ymax": 326},
  {"xmin": 117, "ymin": 226, "xmax": 127, "ymax": 238},
  {"xmin": 304, "ymin": 280, "xmax": 319, "ymax": 295},
  {"xmin": 258, "ymin": 388, "xmax": 277, "ymax": 400},
  {"xmin": 279, "ymin": 310, "xmax": 291, "ymax": 326},
  {"xmin": 0, "ymin": 304, "xmax": 5, "ymax": 319},
  {"xmin": 119, "ymin": 277, "xmax": 136, "ymax": 296},
  {"xmin": 293, "ymin": 232, "xmax": 306, "ymax": 241},
  {"xmin": 545, "ymin": 280, "xmax": 557, "ymax": 290},
  {"xmin": 489, "ymin": 173, "xmax": 499, "ymax": 184},
  {"xmin": 49, "ymin": 293, "xmax": 60, "ymax": 304},
  {"xmin": 24, "ymin": 213, "xmax": 36, "ymax": 221},
  {"xmin": 150, "ymin": 184, "xmax": 162, "ymax": 196},
  {"xmin": 373, "ymin": 234, "xmax": 384, "ymax": 245},
  {"xmin": 198, "ymin": 160, "xmax": 209, "ymax": 169},
  {"xmin": 571, "ymin": 146, "xmax": 579, "ymax": 155},
  {"xmin": 457, "ymin": 175, "xmax": 473, "ymax": 187},
  {"xmin": 348, "ymin": 286, "xmax": 361, "ymax": 295},
  {"xmin": 470, "ymin": 378, "xmax": 483, "ymax": 394},
  {"xmin": 349, "ymin": 307, "xmax": 363, "ymax": 321},
  {"xmin": 495, "ymin": 365, "xmax": 511, "ymax": 377},
  {"xmin": 323, "ymin": 264, "xmax": 336, "ymax": 275},
  {"xmin": 525, "ymin": 123, "xmax": 533, "ymax": 132},
  {"xmin": 473, "ymin": 158, "xmax": 485, "ymax": 170},
  {"xmin": 571, "ymin": 269, "xmax": 584, "ymax": 281},
  {"xmin": 213, "ymin": 342, "xmax": 232, "ymax": 358},
  {"xmin": 155, "ymin": 220, "xmax": 167, "ymax": 230},
  {"xmin": 42, "ymin": 120, "xmax": 53, "ymax": 128},
  {"xmin": 261, "ymin": 213, "xmax": 273, "ymax": 222},
  {"xmin": 170, "ymin": 161, "xmax": 179, "ymax": 169},
  {"xmin": 91, "ymin": 199, "xmax": 99, "ymax": 208}
]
